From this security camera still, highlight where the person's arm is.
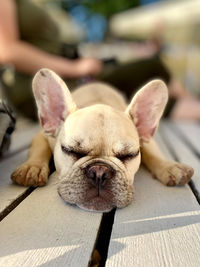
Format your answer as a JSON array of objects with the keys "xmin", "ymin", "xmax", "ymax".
[
  {"xmin": 0, "ymin": 0, "xmax": 102, "ymax": 77},
  {"xmin": 4, "ymin": 41, "xmax": 103, "ymax": 77}
]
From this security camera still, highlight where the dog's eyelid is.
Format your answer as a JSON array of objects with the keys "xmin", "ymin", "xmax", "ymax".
[
  {"xmin": 61, "ymin": 145, "xmax": 88, "ymax": 156},
  {"xmin": 115, "ymin": 149, "xmax": 140, "ymax": 160},
  {"xmin": 116, "ymin": 149, "xmax": 140, "ymax": 156}
]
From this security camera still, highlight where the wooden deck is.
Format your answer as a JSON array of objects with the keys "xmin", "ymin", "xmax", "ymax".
[{"xmin": 0, "ymin": 119, "xmax": 200, "ymax": 267}]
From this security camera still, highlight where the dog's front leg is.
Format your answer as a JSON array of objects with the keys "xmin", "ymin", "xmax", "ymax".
[
  {"xmin": 11, "ymin": 132, "xmax": 52, "ymax": 187},
  {"xmin": 141, "ymin": 138, "xmax": 193, "ymax": 186}
]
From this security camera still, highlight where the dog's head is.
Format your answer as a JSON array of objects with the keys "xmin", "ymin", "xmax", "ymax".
[{"xmin": 32, "ymin": 69, "xmax": 168, "ymax": 212}]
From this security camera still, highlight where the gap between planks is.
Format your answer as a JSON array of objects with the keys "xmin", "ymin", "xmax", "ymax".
[
  {"xmin": 0, "ymin": 187, "xmax": 35, "ymax": 222},
  {"xmin": 0, "ymin": 118, "xmax": 40, "ymax": 220}
]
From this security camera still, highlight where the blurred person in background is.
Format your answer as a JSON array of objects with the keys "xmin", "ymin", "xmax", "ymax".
[
  {"xmin": 0, "ymin": 0, "xmax": 103, "ymax": 120},
  {"xmin": 1, "ymin": 0, "xmax": 199, "ymax": 121}
]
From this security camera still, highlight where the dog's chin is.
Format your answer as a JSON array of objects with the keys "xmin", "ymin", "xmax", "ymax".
[
  {"xmin": 58, "ymin": 179, "xmax": 134, "ymax": 212},
  {"xmin": 59, "ymin": 184, "xmax": 133, "ymax": 212},
  {"xmin": 59, "ymin": 185, "xmax": 117, "ymax": 212}
]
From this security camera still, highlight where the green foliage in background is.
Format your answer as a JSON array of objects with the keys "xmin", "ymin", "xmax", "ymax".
[
  {"xmin": 85, "ymin": 0, "xmax": 139, "ymax": 18},
  {"xmin": 61, "ymin": 0, "xmax": 139, "ymax": 18}
]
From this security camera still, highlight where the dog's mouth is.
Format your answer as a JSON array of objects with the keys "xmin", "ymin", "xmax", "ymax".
[
  {"xmin": 77, "ymin": 184, "xmax": 116, "ymax": 212},
  {"xmin": 58, "ymin": 159, "xmax": 134, "ymax": 212}
]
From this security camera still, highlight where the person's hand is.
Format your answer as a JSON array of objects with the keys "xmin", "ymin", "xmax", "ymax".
[{"xmin": 75, "ymin": 58, "xmax": 103, "ymax": 77}]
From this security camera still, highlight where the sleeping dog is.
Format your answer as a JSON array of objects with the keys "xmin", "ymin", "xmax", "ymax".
[{"xmin": 11, "ymin": 69, "xmax": 194, "ymax": 212}]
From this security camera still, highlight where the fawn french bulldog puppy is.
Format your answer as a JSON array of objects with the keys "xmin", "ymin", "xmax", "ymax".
[{"xmin": 11, "ymin": 69, "xmax": 194, "ymax": 212}]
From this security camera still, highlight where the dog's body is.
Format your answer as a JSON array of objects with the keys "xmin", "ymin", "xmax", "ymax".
[{"xmin": 11, "ymin": 69, "xmax": 194, "ymax": 212}]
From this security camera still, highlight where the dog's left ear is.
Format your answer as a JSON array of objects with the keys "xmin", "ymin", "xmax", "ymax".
[
  {"xmin": 32, "ymin": 68, "xmax": 77, "ymax": 136},
  {"xmin": 126, "ymin": 80, "xmax": 168, "ymax": 142}
]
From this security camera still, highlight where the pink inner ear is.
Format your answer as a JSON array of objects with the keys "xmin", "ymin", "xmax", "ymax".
[
  {"xmin": 134, "ymin": 102, "xmax": 157, "ymax": 140},
  {"xmin": 127, "ymin": 80, "xmax": 168, "ymax": 142},
  {"xmin": 132, "ymin": 88, "xmax": 164, "ymax": 141},
  {"xmin": 33, "ymin": 70, "xmax": 70, "ymax": 134},
  {"xmin": 39, "ymin": 85, "xmax": 66, "ymax": 133}
]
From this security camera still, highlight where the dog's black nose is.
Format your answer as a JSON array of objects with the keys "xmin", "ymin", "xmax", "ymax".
[{"xmin": 86, "ymin": 164, "xmax": 114, "ymax": 190}]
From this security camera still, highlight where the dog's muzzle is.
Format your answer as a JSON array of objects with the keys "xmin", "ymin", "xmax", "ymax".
[{"xmin": 58, "ymin": 158, "xmax": 133, "ymax": 212}]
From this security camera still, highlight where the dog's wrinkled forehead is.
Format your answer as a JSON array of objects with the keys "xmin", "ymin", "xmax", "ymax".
[{"xmin": 59, "ymin": 104, "xmax": 139, "ymax": 154}]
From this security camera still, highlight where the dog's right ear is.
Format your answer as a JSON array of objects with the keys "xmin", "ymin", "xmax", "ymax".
[{"xmin": 32, "ymin": 68, "xmax": 76, "ymax": 136}]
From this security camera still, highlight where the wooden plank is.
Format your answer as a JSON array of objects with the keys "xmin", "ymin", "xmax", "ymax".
[
  {"xmin": 0, "ymin": 149, "xmax": 29, "ymax": 214},
  {"xmin": 160, "ymin": 121, "xmax": 200, "ymax": 192},
  {"xmin": 0, "ymin": 117, "xmax": 38, "ymax": 215},
  {"xmin": 0, "ymin": 117, "xmax": 102, "ymax": 266},
  {"xmin": 0, "ymin": 172, "xmax": 102, "ymax": 267},
  {"xmin": 6, "ymin": 118, "xmax": 39, "ymax": 156},
  {"xmin": 154, "ymin": 131, "xmax": 174, "ymax": 160},
  {"xmin": 106, "ymin": 131, "xmax": 200, "ymax": 267},
  {"xmin": 174, "ymin": 121, "xmax": 200, "ymax": 156}
]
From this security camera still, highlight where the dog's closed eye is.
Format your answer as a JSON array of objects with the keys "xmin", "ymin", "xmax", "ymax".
[
  {"xmin": 116, "ymin": 150, "xmax": 140, "ymax": 162},
  {"xmin": 61, "ymin": 145, "xmax": 88, "ymax": 159}
]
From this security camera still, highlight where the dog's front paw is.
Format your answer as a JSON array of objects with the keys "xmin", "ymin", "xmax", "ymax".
[
  {"xmin": 11, "ymin": 161, "xmax": 49, "ymax": 187},
  {"xmin": 160, "ymin": 163, "xmax": 194, "ymax": 186}
]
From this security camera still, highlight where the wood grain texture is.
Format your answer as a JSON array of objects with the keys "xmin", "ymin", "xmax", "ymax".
[
  {"xmin": 175, "ymin": 121, "xmax": 200, "ymax": 156},
  {"xmin": 0, "ymin": 172, "xmax": 102, "ymax": 267},
  {"xmin": 0, "ymin": 149, "xmax": 29, "ymax": 214},
  {"xmin": 160, "ymin": 121, "xmax": 200, "ymax": 192},
  {"xmin": 106, "ymin": 132, "xmax": 200, "ymax": 267}
]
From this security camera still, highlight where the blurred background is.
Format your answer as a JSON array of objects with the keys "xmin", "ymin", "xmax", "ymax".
[
  {"xmin": 1, "ymin": 0, "xmax": 200, "ymax": 121},
  {"xmin": 32, "ymin": 0, "xmax": 200, "ymax": 96}
]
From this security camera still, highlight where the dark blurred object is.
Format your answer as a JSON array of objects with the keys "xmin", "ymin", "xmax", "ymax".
[
  {"xmin": 0, "ymin": 99, "xmax": 16, "ymax": 157},
  {"xmin": 61, "ymin": 43, "xmax": 79, "ymax": 59},
  {"xmin": 100, "ymin": 56, "xmax": 170, "ymax": 98}
]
